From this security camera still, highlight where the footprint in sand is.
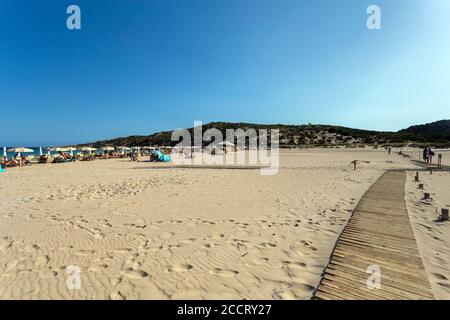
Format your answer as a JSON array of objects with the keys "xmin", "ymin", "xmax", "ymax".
[
  {"xmin": 433, "ymin": 273, "xmax": 448, "ymax": 281},
  {"xmin": 252, "ymin": 257, "xmax": 270, "ymax": 265},
  {"xmin": 281, "ymin": 261, "xmax": 307, "ymax": 269},
  {"xmin": 201, "ymin": 243, "xmax": 217, "ymax": 249},
  {"xmin": 38, "ymin": 270, "xmax": 58, "ymax": 279},
  {"xmin": 258, "ymin": 242, "xmax": 277, "ymax": 248},
  {"xmin": 109, "ymin": 291, "xmax": 126, "ymax": 300},
  {"xmin": 166, "ymin": 263, "xmax": 194, "ymax": 273},
  {"xmin": 0, "ymin": 240, "xmax": 13, "ymax": 251},
  {"xmin": 88, "ymin": 264, "xmax": 109, "ymax": 272},
  {"xmin": 210, "ymin": 234, "xmax": 225, "ymax": 240},
  {"xmin": 75, "ymin": 249, "xmax": 96, "ymax": 256},
  {"xmin": 210, "ymin": 268, "xmax": 239, "ymax": 277},
  {"xmin": 123, "ymin": 268, "xmax": 149, "ymax": 279}
]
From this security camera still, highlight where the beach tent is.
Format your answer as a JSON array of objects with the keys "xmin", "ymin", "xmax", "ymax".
[
  {"xmin": 7, "ymin": 147, "xmax": 34, "ymax": 158},
  {"xmin": 153, "ymin": 150, "xmax": 171, "ymax": 162}
]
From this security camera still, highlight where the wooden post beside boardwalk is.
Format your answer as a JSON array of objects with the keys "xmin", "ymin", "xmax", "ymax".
[{"xmin": 314, "ymin": 171, "xmax": 434, "ymax": 300}]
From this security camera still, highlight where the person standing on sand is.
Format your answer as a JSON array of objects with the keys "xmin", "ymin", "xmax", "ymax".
[
  {"xmin": 423, "ymin": 147, "xmax": 429, "ymax": 164},
  {"xmin": 428, "ymin": 147, "xmax": 435, "ymax": 164}
]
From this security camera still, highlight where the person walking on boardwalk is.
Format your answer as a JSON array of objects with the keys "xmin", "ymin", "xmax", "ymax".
[
  {"xmin": 428, "ymin": 147, "xmax": 435, "ymax": 164},
  {"xmin": 423, "ymin": 147, "xmax": 429, "ymax": 164}
]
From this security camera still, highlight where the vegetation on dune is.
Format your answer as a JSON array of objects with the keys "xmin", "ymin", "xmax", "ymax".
[{"xmin": 79, "ymin": 120, "xmax": 450, "ymax": 148}]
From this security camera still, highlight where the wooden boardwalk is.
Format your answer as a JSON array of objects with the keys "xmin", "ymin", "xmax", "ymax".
[{"xmin": 314, "ymin": 171, "xmax": 434, "ymax": 300}]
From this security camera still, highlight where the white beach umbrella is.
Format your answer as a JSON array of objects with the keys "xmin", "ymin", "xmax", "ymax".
[
  {"xmin": 7, "ymin": 147, "xmax": 34, "ymax": 153},
  {"xmin": 39, "ymin": 147, "xmax": 43, "ymax": 156},
  {"xmin": 81, "ymin": 147, "xmax": 97, "ymax": 154},
  {"xmin": 7, "ymin": 147, "xmax": 34, "ymax": 158},
  {"xmin": 122, "ymin": 147, "xmax": 132, "ymax": 154},
  {"xmin": 2, "ymin": 147, "xmax": 6, "ymax": 159},
  {"xmin": 101, "ymin": 146, "xmax": 114, "ymax": 158},
  {"xmin": 50, "ymin": 147, "xmax": 67, "ymax": 152}
]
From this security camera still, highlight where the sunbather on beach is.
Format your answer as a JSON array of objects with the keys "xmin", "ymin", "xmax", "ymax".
[{"xmin": 21, "ymin": 156, "xmax": 31, "ymax": 166}]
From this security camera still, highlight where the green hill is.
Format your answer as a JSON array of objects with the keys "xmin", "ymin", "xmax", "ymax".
[{"xmin": 79, "ymin": 120, "xmax": 450, "ymax": 148}]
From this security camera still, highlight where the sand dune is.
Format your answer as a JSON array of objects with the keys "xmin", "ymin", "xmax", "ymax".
[{"xmin": 0, "ymin": 150, "xmax": 416, "ymax": 299}]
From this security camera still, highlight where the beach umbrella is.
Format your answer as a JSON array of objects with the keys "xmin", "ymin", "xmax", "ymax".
[
  {"xmin": 102, "ymin": 146, "xmax": 114, "ymax": 158},
  {"xmin": 50, "ymin": 147, "xmax": 71, "ymax": 152},
  {"xmin": 7, "ymin": 147, "xmax": 34, "ymax": 153},
  {"xmin": 118, "ymin": 147, "xmax": 131, "ymax": 155},
  {"xmin": 81, "ymin": 147, "xmax": 97, "ymax": 154},
  {"xmin": 39, "ymin": 147, "xmax": 43, "ymax": 156},
  {"xmin": 7, "ymin": 147, "xmax": 34, "ymax": 157},
  {"xmin": 3, "ymin": 147, "xmax": 6, "ymax": 159}
]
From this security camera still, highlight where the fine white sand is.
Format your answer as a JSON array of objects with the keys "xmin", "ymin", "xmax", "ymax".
[
  {"xmin": 406, "ymin": 171, "xmax": 450, "ymax": 299},
  {"xmin": 0, "ymin": 150, "xmax": 415, "ymax": 299}
]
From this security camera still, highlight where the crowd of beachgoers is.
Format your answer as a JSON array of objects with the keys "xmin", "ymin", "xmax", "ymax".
[{"xmin": 0, "ymin": 146, "xmax": 177, "ymax": 170}]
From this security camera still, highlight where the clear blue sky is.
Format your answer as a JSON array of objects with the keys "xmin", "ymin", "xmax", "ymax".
[{"xmin": 1, "ymin": 0, "xmax": 449, "ymax": 146}]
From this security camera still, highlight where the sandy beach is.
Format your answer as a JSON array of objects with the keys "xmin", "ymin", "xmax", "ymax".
[
  {"xmin": 0, "ymin": 149, "xmax": 418, "ymax": 299},
  {"xmin": 406, "ymin": 170, "xmax": 450, "ymax": 299}
]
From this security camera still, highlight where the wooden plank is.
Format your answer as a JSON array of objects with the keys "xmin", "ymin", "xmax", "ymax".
[
  {"xmin": 337, "ymin": 240, "xmax": 422, "ymax": 260},
  {"xmin": 314, "ymin": 290, "xmax": 344, "ymax": 300},
  {"xmin": 326, "ymin": 262, "xmax": 434, "ymax": 299},
  {"xmin": 338, "ymin": 234, "xmax": 421, "ymax": 255},
  {"xmin": 332, "ymin": 251, "xmax": 430, "ymax": 282},
  {"xmin": 322, "ymin": 274, "xmax": 406, "ymax": 300},
  {"xmin": 313, "ymin": 171, "xmax": 434, "ymax": 300},
  {"xmin": 321, "ymin": 277, "xmax": 388, "ymax": 300},
  {"xmin": 324, "ymin": 270, "xmax": 431, "ymax": 300}
]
